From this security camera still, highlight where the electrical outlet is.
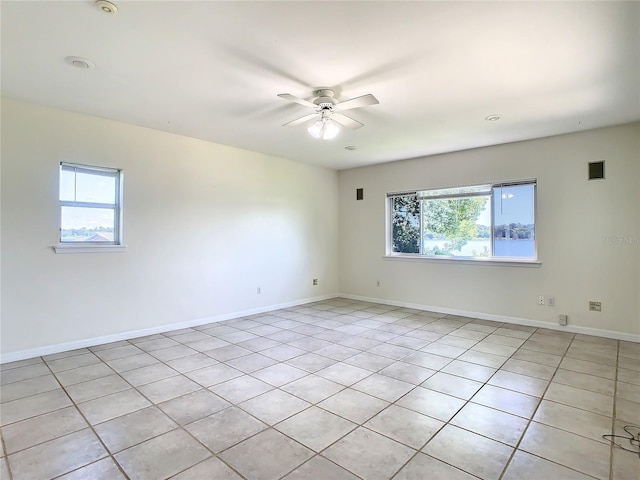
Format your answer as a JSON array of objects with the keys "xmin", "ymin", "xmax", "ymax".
[
  {"xmin": 257, "ymin": 286, "xmax": 261, "ymax": 294},
  {"xmin": 547, "ymin": 297, "xmax": 555, "ymax": 307},
  {"xmin": 559, "ymin": 314, "xmax": 568, "ymax": 325},
  {"xmin": 538, "ymin": 295, "xmax": 545, "ymax": 305},
  {"xmin": 312, "ymin": 278, "xmax": 318, "ymax": 286},
  {"xmin": 589, "ymin": 301, "xmax": 602, "ymax": 312}
]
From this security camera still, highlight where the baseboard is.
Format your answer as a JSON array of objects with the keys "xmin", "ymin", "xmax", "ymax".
[
  {"xmin": 340, "ymin": 293, "xmax": 640, "ymax": 343},
  {"xmin": 0, "ymin": 293, "xmax": 339, "ymax": 364}
]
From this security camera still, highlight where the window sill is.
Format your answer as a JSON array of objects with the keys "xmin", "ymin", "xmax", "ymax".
[
  {"xmin": 53, "ymin": 244, "xmax": 128, "ymax": 254},
  {"xmin": 383, "ymin": 254, "xmax": 541, "ymax": 267}
]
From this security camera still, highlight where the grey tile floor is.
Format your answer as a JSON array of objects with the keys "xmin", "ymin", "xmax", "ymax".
[{"xmin": 1, "ymin": 298, "xmax": 639, "ymax": 479}]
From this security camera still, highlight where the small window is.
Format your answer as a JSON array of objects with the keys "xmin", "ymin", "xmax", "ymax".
[
  {"xmin": 59, "ymin": 163, "xmax": 123, "ymax": 245},
  {"xmin": 388, "ymin": 180, "xmax": 536, "ymax": 260}
]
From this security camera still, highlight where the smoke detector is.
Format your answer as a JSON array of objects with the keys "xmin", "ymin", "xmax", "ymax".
[
  {"xmin": 96, "ymin": 1, "xmax": 118, "ymax": 14},
  {"xmin": 65, "ymin": 56, "xmax": 96, "ymax": 69}
]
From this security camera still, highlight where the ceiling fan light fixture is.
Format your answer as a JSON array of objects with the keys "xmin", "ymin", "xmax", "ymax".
[{"xmin": 308, "ymin": 118, "xmax": 339, "ymax": 140}]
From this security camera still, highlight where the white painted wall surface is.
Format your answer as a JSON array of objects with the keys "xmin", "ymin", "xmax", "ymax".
[
  {"xmin": 1, "ymin": 98, "xmax": 339, "ymax": 358},
  {"xmin": 338, "ymin": 124, "xmax": 640, "ymax": 337}
]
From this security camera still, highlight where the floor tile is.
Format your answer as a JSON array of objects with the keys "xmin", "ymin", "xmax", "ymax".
[
  {"xmin": 316, "ymin": 363, "xmax": 372, "ymax": 386},
  {"xmin": 281, "ymin": 375, "xmax": 344, "ymax": 404},
  {"xmin": 54, "ymin": 363, "xmax": 115, "ymax": 386},
  {"xmin": 120, "ymin": 363, "xmax": 178, "ymax": 387},
  {"xmin": 380, "ymin": 361, "xmax": 436, "ymax": 384},
  {"xmin": 352, "ymin": 373, "xmax": 414, "ymax": 402},
  {"xmin": 276, "ymin": 406, "xmax": 356, "ymax": 451},
  {"xmin": 106, "ymin": 352, "xmax": 160, "ymax": 373},
  {"xmin": 115, "ymin": 429, "xmax": 211, "ymax": 480},
  {"xmin": 0, "ymin": 374, "xmax": 60, "ymax": 403},
  {"xmin": 94, "ymin": 406, "xmax": 177, "ymax": 452},
  {"xmin": 511, "ymin": 348, "xmax": 562, "ymax": 367},
  {"xmin": 285, "ymin": 352, "xmax": 337, "ymax": 372},
  {"xmin": 171, "ymin": 456, "xmax": 243, "ymax": 480},
  {"xmin": 1, "ymin": 405, "xmax": 87, "ymax": 454},
  {"xmin": 343, "ymin": 352, "xmax": 396, "ymax": 371},
  {"xmin": 150, "ymin": 344, "xmax": 199, "ymax": 362},
  {"xmin": 402, "ymin": 351, "xmax": 452, "ymax": 370},
  {"xmin": 318, "ymin": 388, "xmax": 389, "ymax": 424},
  {"xmin": 500, "ymin": 358, "xmax": 556, "ymax": 380},
  {"xmin": 502, "ymin": 450, "xmax": 594, "ymax": 480},
  {"xmin": 0, "ymin": 388, "xmax": 72, "ymax": 425},
  {"xmin": 57, "ymin": 457, "xmax": 126, "ymax": 479},
  {"xmin": 282, "ymin": 456, "xmax": 359, "ymax": 480},
  {"xmin": 457, "ymin": 349, "xmax": 507, "ymax": 368},
  {"xmin": 394, "ymin": 453, "xmax": 476, "ymax": 479},
  {"xmin": 7, "ymin": 428, "xmax": 106, "ymax": 480},
  {"xmin": 225, "ymin": 352, "xmax": 279, "ymax": 373},
  {"xmin": 184, "ymin": 363, "xmax": 243, "ymax": 387},
  {"xmin": 544, "ymin": 383, "xmax": 613, "ymax": 417},
  {"xmin": 78, "ymin": 388, "xmax": 151, "ymax": 425},
  {"xmin": 260, "ymin": 344, "xmax": 308, "ymax": 361},
  {"xmin": 533, "ymin": 400, "xmax": 612, "ymax": 444},
  {"xmin": 450, "ymin": 402, "xmax": 528, "ymax": 446},
  {"xmin": 0, "ymin": 363, "xmax": 50, "ymax": 385},
  {"xmin": 137, "ymin": 375, "xmax": 202, "ymax": 404},
  {"xmin": 421, "ymin": 372, "xmax": 483, "ymax": 400},
  {"xmin": 365, "ymin": 404, "xmax": 444, "ymax": 449},
  {"xmin": 134, "ymin": 337, "xmax": 181, "ymax": 352},
  {"xmin": 420, "ymin": 342, "xmax": 466, "ymax": 358},
  {"xmin": 488, "ymin": 370, "xmax": 548, "ymax": 396},
  {"xmin": 323, "ymin": 427, "xmax": 414, "ymax": 480},
  {"xmin": 219, "ymin": 428, "xmax": 313, "ymax": 480},
  {"xmin": 615, "ymin": 397, "xmax": 640, "ymax": 424},
  {"xmin": 65, "ymin": 374, "xmax": 130, "ymax": 403},
  {"xmin": 238, "ymin": 389, "xmax": 310, "ymax": 425},
  {"xmin": 206, "ymin": 344, "xmax": 253, "ymax": 362},
  {"xmin": 422, "ymin": 424, "xmax": 513, "ymax": 480},
  {"xmin": 616, "ymin": 380, "xmax": 640, "ymax": 402},
  {"xmin": 165, "ymin": 353, "xmax": 218, "ymax": 373},
  {"xmin": 209, "ymin": 375, "xmax": 273, "ymax": 404},
  {"xmin": 396, "ymin": 386, "xmax": 465, "ymax": 421},
  {"xmin": 560, "ymin": 357, "xmax": 616, "ymax": 380},
  {"xmin": 472, "ymin": 384, "xmax": 540, "ymax": 418},
  {"xmin": 186, "ymin": 406, "xmax": 266, "ymax": 452},
  {"xmin": 441, "ymin": 359, "xmax": 497, "ymax": 382},
  {"xmin": 46, "ymin": 352, "xmax": 102, "ymax": 372},
  {"xmin": 93, "ymin": 344, "xmax": 143, "ymax": 362},
  {"xmin": 251, "ymin": 363, "xmax": 308, "ymax": 387},
  {"xmin": 158, "ymin": 389, "xmax": 230, "ymax": 425},
  {"xmin": 519, "ymin": 421, "xmax": 611, "ymax": 479}
]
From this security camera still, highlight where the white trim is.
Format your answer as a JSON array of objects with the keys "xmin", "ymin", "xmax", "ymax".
[
  {"xmin": 339, "ymin": 293, "xmax": 640, "ymax": 342},
  {"xmin": 383, "ymin": 255, "xmax": 541, "ymax": 267},
  {"xmin": 0, "ymin": 293, "xmax": 339, "ymax": 364},
  {"xmin": 53, "ymin": 244, "xmax": 128, "ymax": 254}
]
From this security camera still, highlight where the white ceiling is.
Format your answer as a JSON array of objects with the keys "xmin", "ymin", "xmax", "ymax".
[{"xmin": 2, "ymin": 1, "xmax": 639, "ymax": 170}]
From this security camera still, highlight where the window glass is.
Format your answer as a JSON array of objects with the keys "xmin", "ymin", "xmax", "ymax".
[{"xmin": 388, "ymin": 180, "xmax": 536, "ymax": 260}]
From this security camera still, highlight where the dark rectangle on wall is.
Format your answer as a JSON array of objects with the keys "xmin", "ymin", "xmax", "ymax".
[
  {"xmin": 589, "ymin": 161, "xmax": 605, "ymax": 180},
  {"xmin": 356, "ymin": 188, "xmax": 364, "ymax": 200}
]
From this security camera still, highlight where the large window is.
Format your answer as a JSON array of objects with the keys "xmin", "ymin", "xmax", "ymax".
[
  {"xmin": 389, "ymin": 180, "xmax": 536, "ymax": 260},
  {"xmin": 59, "ymin": 163, "xmax": 123, "ymax": 244}
]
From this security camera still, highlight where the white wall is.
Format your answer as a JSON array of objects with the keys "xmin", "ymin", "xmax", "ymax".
[
  {"xmin": 1, "ymin": 98, "xmax": 339, "ymax": 359},
  {"xmin": 339, "ymin": 124, "xmax": 640, "ymax": 339}
]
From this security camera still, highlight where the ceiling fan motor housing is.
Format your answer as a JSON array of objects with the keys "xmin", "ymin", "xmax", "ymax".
[{"xmin": 313, "ymin": 89, "xmax": 337, "ymax": 109}]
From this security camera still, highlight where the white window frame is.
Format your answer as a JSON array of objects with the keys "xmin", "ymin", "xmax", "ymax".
[
  {"xmin": 385, "ymin": 179, "xmax": 539, "ymax": 266},
  {"xmin": 54, "ymin": 162, "xmax": 126, "ymax": 254}
]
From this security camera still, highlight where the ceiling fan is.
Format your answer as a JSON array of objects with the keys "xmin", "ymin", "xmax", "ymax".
[{"xmin": 278, "ymin": 89, "xmax": 379, "ymax": 139}]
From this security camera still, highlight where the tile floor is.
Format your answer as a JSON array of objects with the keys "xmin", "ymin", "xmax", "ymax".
[{"xmin": 1, "ymin": 298, "xmax": 639, "ymax": 480}]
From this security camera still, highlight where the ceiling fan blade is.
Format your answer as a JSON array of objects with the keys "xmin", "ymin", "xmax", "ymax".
[
  {"xmin": 331, "ymin": 113, "xmax": 364, "ymax": 130},
  {"xmin": 333, "ymin": 94, "xmax": 379, "ymax": 112},
  {"xmin": 282, "ymin": 113, "xmax": 319, "ymax": 127},
  {"xmin": 278, "ymin": 93, "xmax": 317, "ymax": 109}
]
